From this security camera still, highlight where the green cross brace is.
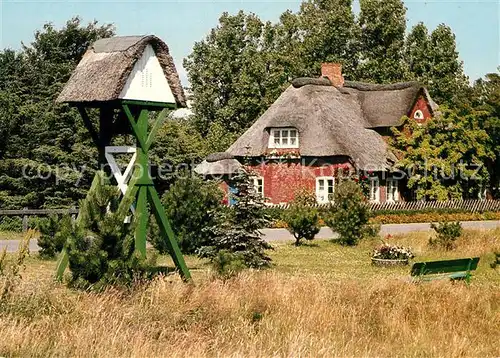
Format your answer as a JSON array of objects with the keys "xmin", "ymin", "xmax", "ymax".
[{"xmin": 55, "ymin": 102, "xmax": 191, "ymax": 281}]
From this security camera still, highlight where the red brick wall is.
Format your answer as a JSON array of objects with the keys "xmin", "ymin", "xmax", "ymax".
[
  {"xmin": 217, "ymin": 160, "xmax": 409, "ymax": 204},
  {"xmin": 249, "ymin": 158, "xmax": 352, "ymax": 204},
  {"xmin": 409, "ymin": 95, "xmax": 433, "ymax": 124}
]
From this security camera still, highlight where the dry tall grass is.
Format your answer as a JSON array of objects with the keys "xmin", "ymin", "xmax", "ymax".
[
  {"xmin": 0, "ymin": 229, "xmax": 499, "ymax": 357},
  {"xmin": 0, "ymin": 273, "xmax": 499, "ymax": 357}
]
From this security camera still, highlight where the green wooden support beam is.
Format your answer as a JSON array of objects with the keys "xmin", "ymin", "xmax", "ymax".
[
  {"xmin": 54, "ymin": 247, "xmax": 69, "ymax": 282},
  {"xmin": 135, "ymin": 186, "xmax": 148, "ymax": 258},
  {"xmin": 133, "ymin": 108, "xmax": 150, "ymax": 257},
  {"xmin": 122, "ymin": 104, "xmax": 148, "ymax": 152},
  {"xmin": 77, "ymin": 106, "xmax": 100, "ymax": 147},
  {"xmin": 146, "ymin": 109, "xmax": 169, "ymax": 150},
  {"xmin": 148, "ymin": 185, "xmax": 191, "ymax": 281},
  {"xmin": 58, "ymin": 102, "xmax": 191, "ymax": 282}
]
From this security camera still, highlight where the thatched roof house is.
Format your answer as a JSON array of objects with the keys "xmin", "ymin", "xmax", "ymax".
[
  {"xmin": 227, "ymin": 76, "xmax": 437, "ymax": 170},
  {"xmin": 57, "ymin": 35, "xmax": 186, "ymax": 107},
  {"xmin": 199, "ymin": 63, "xmax": 440, "ymax": 204}
]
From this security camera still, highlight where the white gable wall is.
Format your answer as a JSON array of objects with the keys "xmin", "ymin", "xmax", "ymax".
[{"xmin": 119, "ymin": 44, "xmax": 176, "ymax": 104}]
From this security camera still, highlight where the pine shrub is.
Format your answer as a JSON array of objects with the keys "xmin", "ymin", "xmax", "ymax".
[
  {"xmin": 491, "ymin": 251, "xmax": 500, "ymax": 269},
  {"xmin": 65, "ymin": 172, "xmax": 151, "ymax": 290},
  {"xmin": 199, "ymin": 169, "xmax": 273, "ymax": 269},
  {"xmin": 429, "ymin": 221, "xmax": 462, "ymax": 250},
  {"xmin": 211, "ymin": 250, "xmax": 246, "ymax": 279},
  {"xmin": 155, "ymin": 175, "xmax": 224, "ymax": 255},
  {"xmin": 37, "ymin": 215, "xmax": 71, "ymax": 258},
  {"xmin": 325, "ymin": 180, "xmax": 376, "ymax": 246}
]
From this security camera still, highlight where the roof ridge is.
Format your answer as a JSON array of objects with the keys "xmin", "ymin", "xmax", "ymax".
[
  {"xmin": 344, "ymin": 81, "xmax": 422, "ymax": 91},
  {"xmin": 92, "ymin": 35, "xmax": 150, "ymax": 53}
]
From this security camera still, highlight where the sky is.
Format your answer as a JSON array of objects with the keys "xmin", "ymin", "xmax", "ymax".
[{"xmin": 0, "ymin": 0, "xmax": 498, "ymax": 86}]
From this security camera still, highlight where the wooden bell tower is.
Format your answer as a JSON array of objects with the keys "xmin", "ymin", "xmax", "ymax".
[{"xmin": 55, "ymin": 35, "xmax": 191, "ymax": 280}]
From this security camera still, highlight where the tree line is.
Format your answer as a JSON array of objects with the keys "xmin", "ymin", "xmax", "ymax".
[{"xmin": 0, "ymin": 0, "xmax": 499, "ymax": 209}]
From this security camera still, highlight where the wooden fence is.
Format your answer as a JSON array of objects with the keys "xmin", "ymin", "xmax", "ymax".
[
  {"xmin": 0, "ymin": 208, "xmax": 78, "ymax": 231},
  {"xmin": 2, "ymin": 200, "xmax": 500, "ymax": 231},
  {"xmin": 266, "ymin": 199, "xmax": 500, "ymax": 212}
]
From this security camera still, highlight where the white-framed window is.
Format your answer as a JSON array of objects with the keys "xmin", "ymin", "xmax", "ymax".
[
  {"xmin": 316, "ymin": 177, "xmax": 335, "ymax": 203},
  {"xmin": 414, "ymin": 109, "xmax": 424, "ymax": 121},
  {"xmin": 268, "ymin": 128, "xmax": 299, "ymax": 148},
  {"xmin": 252, "ymin": 176, "xmax": 264, "ymax": 198},
  {"xmin": 369, "ymin": 178, "xmax": 380, "ymax": 202},
  {"xmin": 386, "ymin": 179, "xmax": 399, "ymax": 202}
]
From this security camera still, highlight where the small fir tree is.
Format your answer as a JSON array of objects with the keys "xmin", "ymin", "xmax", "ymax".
[
  {"xmin": 429, "ymin": 221, "xmax": 462, "ymax": 250},
  {"xmin": 65, "ymin": 172, "xmax": 149, "ymax": 289},
  {"xmin": 37, "ymin": 214, "xmax": 72, "ymax": 258},
  {"xmin": 490, "ymin": 251, "xmax": 500, "ymax": 270},
  {"xmin": 199, "ymin": 168, "xmax": 273, "ymax": 269}
]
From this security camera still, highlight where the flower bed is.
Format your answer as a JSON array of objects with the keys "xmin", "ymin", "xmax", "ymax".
[{"xmin": 371, "ymin": 241, "xmax": 414, "ymax": 267}]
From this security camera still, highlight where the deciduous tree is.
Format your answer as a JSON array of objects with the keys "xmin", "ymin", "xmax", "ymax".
[
  {"xmin": 357, "ymin": 0, "xmax": 407, "ymax": 83},
  {"xmin": 390, "ymin": 109, "xmax": 494, "ymax": 200}
]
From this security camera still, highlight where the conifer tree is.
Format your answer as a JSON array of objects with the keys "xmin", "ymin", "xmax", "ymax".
[
  {"xmin": 200, "ymin": 168, "xmax": 272, "ymax": 269},
  {"xmin": 65, "ymin": 172, "xmax": 147, "ymax": 289}
]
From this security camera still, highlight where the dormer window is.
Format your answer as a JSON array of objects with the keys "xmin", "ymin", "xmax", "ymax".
[{"xmin": 269, "ymin": 128, "xmax": 299, "ymax": 148}]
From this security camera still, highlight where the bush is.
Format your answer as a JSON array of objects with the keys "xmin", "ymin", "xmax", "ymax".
[
  {"xmin": 429, "ymin": 221, "xmax": 463, "ymax": 250},
  {"xmin": 211, "ymin": 250, "xmax": 246, "ymax": 279},
  {"xmin": 155, "ymin": 175, "xmax": 224, "ymax": 255},
  {"xmin": 0, "ymin": 216, "xmax": 22, "ymax": 232},
  {"xmin": 37, "ymin": 215, "xmax": 71, "ymax": 258},
  {"xmin": 325, "ymin": 180, "xmax": 376, "ymax": 246},
  {"xmin": 199, "ymin": 169, "xmax": 273, "ymax": 269},
  {"xmin": 66, "ymin": 172, "xmax": 152, "ymax": 290},
  {"xmin": 284, "ymin": 190, "xmax": 320, "ymax": 246}
]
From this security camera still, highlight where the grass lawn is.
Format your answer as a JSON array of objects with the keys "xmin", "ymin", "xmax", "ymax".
[{"xmin": 0, "ymin": 229, "xmax": 499, "ymax": 357}]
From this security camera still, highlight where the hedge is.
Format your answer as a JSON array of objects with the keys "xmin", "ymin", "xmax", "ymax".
[{"xmin": 267, "ymin": 207, "xmax": 500, "ymax": 228}]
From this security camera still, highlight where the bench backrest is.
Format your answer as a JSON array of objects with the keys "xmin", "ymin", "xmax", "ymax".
[{"xmin": 410, "ymin": 257, "xmax": 480, "ymax": 276}]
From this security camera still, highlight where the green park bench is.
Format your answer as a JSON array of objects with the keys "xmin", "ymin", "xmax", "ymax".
[{"xmin": 410, "ymin": 257, "xmax": 480, "ymax": 284}]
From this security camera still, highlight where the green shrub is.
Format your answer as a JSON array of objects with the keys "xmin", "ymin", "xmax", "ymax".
[
  {"xmin": 325, "ymin": 180, "xmax": 375, "ymax": 246},
  {"xmin": 429, "ymin": 221, "xmax": 462, "ymax": 250},
  {"xmin": 66, "ymin": 172, "xmax": 151, "ymax": 290},
  {"xmin": 284, "ymin": 190, "xmax": 320, "ymax": 246},
  {"xmin": 200, "ymin": 169, "xmax": 273, "ymax": 269},
  {"xmin": 155, "ymin": 175, "xmax": 224, "ymax": 255},
  {"xmin": 37, "ymin": 215, "xmax": 71, "ymax": 258},
  {"xmin": 0, "ymin": 216, "xmax": 22, "ymax": 232},
  {"xmin": 211, "ymin": 250, "xmax": 246, "ymax": 279}
]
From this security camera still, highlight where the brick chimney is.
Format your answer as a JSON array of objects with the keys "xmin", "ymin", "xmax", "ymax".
[{"xmin": 321, "ymin": 63, "xmax": 344, "ymax": 87}]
